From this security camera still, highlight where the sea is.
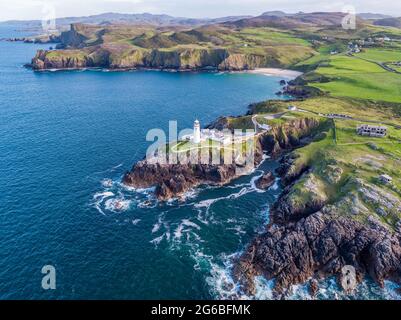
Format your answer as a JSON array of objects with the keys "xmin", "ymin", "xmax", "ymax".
[{"xmin": 0, "ymin": 24, "xmax": 399, "ymax": 300}]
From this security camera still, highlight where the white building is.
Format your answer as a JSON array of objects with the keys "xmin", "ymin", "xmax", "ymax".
[
  {"xmin": 357, "ymin": 124, "xmax": 387, "ymax": 138},
  {"xmin": 193, "ymin": 120, "xmax": 201, "ymax": 144},
  {"xmin": 183, "ymin": 120, "xmax": 250, "ymax": 146}
]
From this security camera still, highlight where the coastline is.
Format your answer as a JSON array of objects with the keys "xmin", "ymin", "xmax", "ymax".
[
  {"xmin": 27, "ymin": 63, "xmax": 303, "ymax": 79},
  {"xmin": 246, "ymin": 68, "xmax": 303, "ymax": 79}
]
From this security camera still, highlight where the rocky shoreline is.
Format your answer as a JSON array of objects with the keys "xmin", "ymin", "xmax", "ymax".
[
  {"xmin": 122, "ymin": 117, "xmax": 322, "ymax": 200},
  {"xmin": 123, "ymin": 106, "xmax": 401, "ymax": 297},
  {"xmin": 233, "ymin": 149, "xmax": 401, "ymax": 298}
]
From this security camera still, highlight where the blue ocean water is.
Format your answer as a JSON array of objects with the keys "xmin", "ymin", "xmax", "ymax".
[
  {"xmin": 0, "ymin": 25, "xmax": 286, "ymax": 300},
  {"xmin": 0, "ymin": 25, "xmax": 399, "ymax": 300}
]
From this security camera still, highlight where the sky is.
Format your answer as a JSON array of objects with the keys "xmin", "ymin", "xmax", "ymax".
[{"xmin": 0, "ymin": 0, "xmax": 399, "ymax": 22}]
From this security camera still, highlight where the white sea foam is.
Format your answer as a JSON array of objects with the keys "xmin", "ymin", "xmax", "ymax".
[
  {"xmin": 205, "ymin": 247, "xmax": 400, "ymax": 301},
  {"xmin": 92, "ymin": 191, "xmax": 115, "ymax": 215},
  {"xmin": 190, "ymin": 250, "xmax": 210, "ymax": 271},
  {"xmin": 150, "ymin": 234, "xmax": 165, "ymax": 246},
  {"xmin": 194, "ymin": 187, "xmax": 254, "ymax": 210},
  {"xmin": 132, "ymin": 219, "xmax": 141, "ymax": 225},
  {"xmin": 270, "ymin": 178, "xmax": 280, "ymax": 191},
  {"xmin": 196, "ymin": 209, "xmax": 210, "ymax": 225},
  {"xmin": 152, "ymin": 223, "xmax": 161, "ymax": 234},
  {"xmin": 111, "ymin": 163, "xmax": 123, "ymax": 171},
  {"xmin": 120, "ymin": 183, "xmax": 155, "ymax": 194},
  {"xmin": 226, "ymin": 225, "xmax": 246, "ymax": 236},
  {"xmin": 152, "ymin": 216, "xmax": 164, "ymax": 234},
  {"xmin": 101, "ymin": 179, "xmax": 114, "ymax": 188},
  {"xmin": 104, "ymin": 198, "xmax": 131, "ymax": 212},
  {"xmin": 182, "ymin": 219, "xmax": 201, "ymax": 230},
  {"xmin": 93, "ymin": 191, "xmax": 115, "ymax": 200},
  {"xmin": 225, "ymin": 183, "xmax": 249, "ymax": 189},
  {"xmin": 138, "ymin": 200, "xmax": 157, "ymax": 209},
  {"xmin": 164, "ymin": 188, "xmax": 200, "ymax": 206},
  {"xmin": 206, "ymin": 254, "xmax": 245, "ymax": 300},
  {"xmin": 250, "ymin": 276, "xmax": 401, "ymax": 300},
  {"xmin": 174, "ymin": 224, "xmax": 185, "ymax": 240}
]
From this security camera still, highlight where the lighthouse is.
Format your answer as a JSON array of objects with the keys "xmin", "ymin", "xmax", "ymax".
[{"xmin": 193, "ymin": 120, "xmax": 201, "ymax": 144}]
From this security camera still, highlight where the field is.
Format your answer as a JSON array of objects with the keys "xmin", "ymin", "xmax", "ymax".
[
  {"xmin": 251, "ymin": 97, "xmax": 401, "ymax": 123},
  {"xmin": 245, "ymin": 93, "xmax": 401, "ymax": 229},
  {"xmin": 305, "ymin": 50, "xmax": 401, "ymax": 103},
  {"xmin": 356, "ymin": 48, "xmax": 401, "ymax": 62}
]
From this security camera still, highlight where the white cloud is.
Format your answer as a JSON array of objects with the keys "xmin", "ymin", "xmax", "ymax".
[{"xmin": 0, "ymin": 0, "xmax": 399, "ymax": 21}]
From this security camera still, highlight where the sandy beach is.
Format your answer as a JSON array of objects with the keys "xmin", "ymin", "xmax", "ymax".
[{"xmin": 248, "ymin": 68, "xmax": 303, "ymax": 79}]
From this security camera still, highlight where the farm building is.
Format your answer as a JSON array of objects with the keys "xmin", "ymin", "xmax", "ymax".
[{"xmin": 356, "ymin": 124, "xmax": 387, "ymax": 138}]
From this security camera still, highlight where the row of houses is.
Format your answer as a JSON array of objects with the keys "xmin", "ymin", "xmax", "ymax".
[{"xmin": 327, "ymin": 113, "xmax": 352, "ymax": 120}]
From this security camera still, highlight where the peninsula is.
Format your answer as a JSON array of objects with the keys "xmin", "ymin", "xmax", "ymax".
[{"xmin": 27, "ymin": 11, "xmax": 401, "ymax": 298}]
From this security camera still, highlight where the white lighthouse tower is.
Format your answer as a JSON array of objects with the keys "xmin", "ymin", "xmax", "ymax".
[{"xmin": 193, "ymin": 120, "xmax": 201, "ymax": 144}]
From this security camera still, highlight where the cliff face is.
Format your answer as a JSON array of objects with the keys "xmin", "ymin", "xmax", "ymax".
[
  {"xmin": 30, "ymin": 47, "xmax": 269, "ymax": 71},
  {"xmin": 233, "ymin": 152, "xmax": 401, "ymax": 297},
  {"xmin": 234, "ymin": 209, "xmax": 401, "ymax": 296},
  {"xmin": 58, "ymin": 24, "xmax": 89, "ymax": 48},
  {"xmin": 31, "ymin": 50, "xmax": 94, "ymax": 70},
  {"xmin": 122, "ymin": 117, "xmax": 322, "ymax": 200},
  {"xmin": 123, "ymin": 162, "xmax": 239, "ymax": 201}
]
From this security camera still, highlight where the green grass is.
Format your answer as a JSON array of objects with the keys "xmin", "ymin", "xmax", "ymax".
[
  {"xmin": 238, "ymin": 28, "xmax": 312, "ymax": 46},
  {"xmin": 282, "ymin": 111, "xmax": 401, "ymax": 229},
  {"xmin": 253, "ymin": 97, "xmax": 401, "ymax": 124},
  {"xmin": 309, "ymin": 53, "xmax": 401, "ymax": 103},
  {"xmin": 356, "ymin": 48, "xmax": 401, "ymax": 63},
  {"xmin": 46, "ymin": 50, "xmax": 88, "ymax": 59}
]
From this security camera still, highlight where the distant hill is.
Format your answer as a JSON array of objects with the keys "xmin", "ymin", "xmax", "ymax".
[
  {"xmin": 357, "ymin": 13, "xmax": 393, "ymax": 20},
  {"xmin": 0, "ymin": 12, "xmax": 252, "ymax": 30},
  {"xmin": 260, "ymin": 11, "xmax": 290, "ymax": 17},
  {"xmin": 373, "ymin": 17, "xmax": 401, "ymax": 28},
  {"xmin": 223, "ymin": 12, "xmax": 365, "ymax": 29}
]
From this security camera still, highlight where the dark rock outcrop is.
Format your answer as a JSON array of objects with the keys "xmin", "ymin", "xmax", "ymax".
[
  {"xmin": 6, "ymin": 34, "xmax": 60, "ymax": 44},
  {"xmin": 59, "ymin": 24, "xmax": 90, "ymax": 48},
  {"xmin": 255, "ymin": 172, "xmax": 275, "ymax": 190},
  {"xmin": 309, "ymin": 279, "xmax": 319, "ymax": 297},
  {"xmin": 283, "ymin": 85, "xmax": 323, "ymax": 99},
  {"xmin": 233, "ymin": 209, "xmax": 401, "ymax": 296},
  {"xmin": 123, "ymin": 117, "xmax": 322, "ymax": 200},
  {"xmin": 123, "ymin": 162, "xmax": 239, "ymax": 201},
  {"xmin": 233, "ymin": 149, "xmax": 401, "ymax": 296}
]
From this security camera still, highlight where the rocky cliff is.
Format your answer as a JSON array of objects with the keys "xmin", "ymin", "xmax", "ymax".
[
  {"xmin": 30, "ymin": 46, "xmax": 269, "ymax": 71},
  {"xmin": 122, "ymin": 117, "xmax": 322, "ymax": 200},
  {"xmin": 233, "ymin": 151, "xmax": 401, "ymax": 297}
]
